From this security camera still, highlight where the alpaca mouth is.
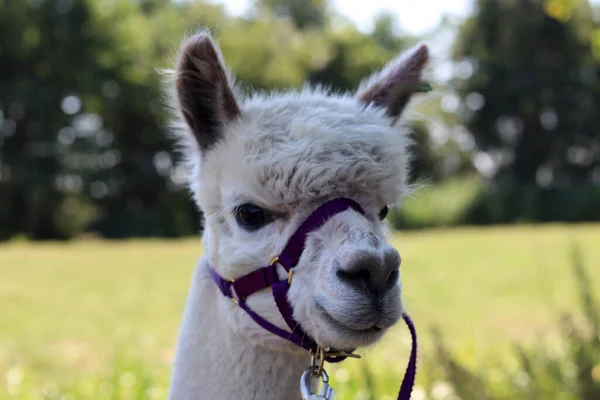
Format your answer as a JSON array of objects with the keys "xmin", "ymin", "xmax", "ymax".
[{"xmin": 315, "ymin": 301, "xmax": 385, "ymax": 336}]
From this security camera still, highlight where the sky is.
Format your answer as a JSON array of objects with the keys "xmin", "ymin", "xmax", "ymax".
[
  {"xmin": 214, "ymin": 0, "xmax": 600, "ymax": 35},
  {"xmin": 214, "ymin": 0, "xmax": 473, "ymax": 35}
]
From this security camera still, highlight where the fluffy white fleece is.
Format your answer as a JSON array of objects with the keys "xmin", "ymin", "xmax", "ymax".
[{"xmin": 165, "ymin": 30, "xmax": 430, "ymax": 400}]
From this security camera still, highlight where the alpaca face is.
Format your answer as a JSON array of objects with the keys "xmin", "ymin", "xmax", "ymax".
[
  {"xmin": 200, "ymin": 99, "xmax": 408, "ymax": 350},
  {"xmin": 170, "ymin": 32, "xmax": 429, "ymax": 351}
]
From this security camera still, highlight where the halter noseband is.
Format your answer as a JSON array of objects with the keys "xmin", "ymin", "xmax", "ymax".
[{"xmin": 208, "ymin": 197, "xmax": 418, "ymax": 399}]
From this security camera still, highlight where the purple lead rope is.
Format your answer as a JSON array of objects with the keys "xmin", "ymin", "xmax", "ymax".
[{"xmin": 397, "ymin": 313, "xmax": 417, "ymax": 400}]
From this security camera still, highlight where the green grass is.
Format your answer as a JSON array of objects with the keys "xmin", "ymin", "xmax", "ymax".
[{"xmin": 1, "ymin": 224, "xmax": 599, "ymax": 398}]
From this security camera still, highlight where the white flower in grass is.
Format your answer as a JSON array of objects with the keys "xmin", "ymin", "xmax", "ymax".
[
  {"xmin": 5, "ymin": 367, "xmax": 24, "ymax": 395},
  {"xmin": 431, "ymin": 380, "xmax": 454, "ymax": 399},
  {"xmin": 411, "ymin": 385, "xmax": 427, "ymax": 400}
]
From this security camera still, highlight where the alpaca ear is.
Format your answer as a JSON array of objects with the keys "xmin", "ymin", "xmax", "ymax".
[
  {"xmin": 356, "ymin": 44, "xmax": 431, "ymax": 123},
  {"xmin": 175, "ymin": 31, "xmax": 240, "ymax": 151}
]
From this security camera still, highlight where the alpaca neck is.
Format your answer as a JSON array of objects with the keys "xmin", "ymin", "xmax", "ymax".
[{"xmin": 168, "ymin": 256, "xmax": 310, "ymax": 400}]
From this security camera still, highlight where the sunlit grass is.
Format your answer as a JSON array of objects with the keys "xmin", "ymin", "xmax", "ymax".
[{"xmin": 1, "ymin": 224, "xmax": 599, "ymax": 398}]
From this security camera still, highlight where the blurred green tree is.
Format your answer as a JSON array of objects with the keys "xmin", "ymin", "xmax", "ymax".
[
  {"xmin": 371, "ymin": 12, "xmax": 411, "ymax": 53},
  {"xmin": 308, "ymin": 26, "xmax": 395, "ymax": 91},
  {"xmin": 453, "ymin": 0, "xmax": 600, "ymax": 187},
  {"xmin": 254, "ymin": 0, "xmax": 329, "ymax": 29},
  {"xmin": 0, "ymin": 0, "xmax": 440, "ymax": 239},
  {"xmin": 0, "ymin": 0, "xmax": 108, "ymax": 239},
  {"xmin": 0, "ymin": 0, "xmax": 201, "ymax": 239}
]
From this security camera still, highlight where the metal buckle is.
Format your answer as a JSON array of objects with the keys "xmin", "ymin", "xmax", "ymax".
[
  {"xmin": 224, "ymin": 277, "xmax": 245, "ymax": 305},
  {"xmin": 269, "ymin": 256, "xmax": 294, "ymax": 286},
  {"xmin": 310, "ymin": 347, "xmax": 361, "ymax": 377},
  {"xmin": 229, "ymin": 285, "xmax": 244, "ymax": 305},
  {"xmin": 269, "ymin": 256, "xmax": 280, "ymax": 267},
  {"xmin": 311, "ymin": 347, "xmax": 361, "ymax": 364}
]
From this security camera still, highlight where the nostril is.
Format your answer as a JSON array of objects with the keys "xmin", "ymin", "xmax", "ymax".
[{"xmin": 336, "ymin": 268, "xmax": 371, "ymax": 289}]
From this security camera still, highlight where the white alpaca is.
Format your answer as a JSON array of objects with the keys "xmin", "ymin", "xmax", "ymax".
[{"xmin": 165, "ymin": 30, "xmax": 430, "ymax": 400}]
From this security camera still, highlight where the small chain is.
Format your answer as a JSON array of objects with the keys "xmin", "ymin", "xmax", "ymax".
[{"xmin": 310, "ymin": 347, "xmax": 325, "ymax": 377}]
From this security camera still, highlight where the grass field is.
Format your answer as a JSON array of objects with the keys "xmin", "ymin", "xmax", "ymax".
[{"xmin": 1, "ymin": 224, "xmax": 599, "ymax": 399}]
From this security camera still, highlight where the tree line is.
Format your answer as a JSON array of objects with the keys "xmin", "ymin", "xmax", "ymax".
[{"xmin": 0, "ymin": 0, "xmax": 598, "ymax": 240}]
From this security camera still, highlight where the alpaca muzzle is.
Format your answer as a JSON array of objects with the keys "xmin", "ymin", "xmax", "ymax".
[{"xmin": 208, "ymin": 197, "xmax": 418, "ymax": 400}]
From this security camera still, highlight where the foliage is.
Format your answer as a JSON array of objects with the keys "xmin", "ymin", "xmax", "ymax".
[
  {"xmin": 406, "ymin": 121, "xmax": 468, "ymax": 184},
  {"xmin": 2, "ymin": 0, "xmax": 600, "ymax": 240},
  {"xmin": 0, "ymin": 0, "xmax": 201, "ymax": 240},
  {"xmin": 464, "ymin": 177, "xmax": 600, "ymax": 224},
  {"xmin": 0, "ymin": 0, "xmax": 436, "ymax": 240},
  {"xmin": 430, "ymin": 245, "xmax": 600, "ymax": 400},
  {"xmin": 453, "ymin": 0, "xmax": 600, "ymax": 187},
  {"xmin": 307, "ymin": 25, "xmax": 401, "ymax": 92},
  {"xmin": 387, "ymin": 175, "xmax": 600, "ymax": 230},
  {"xmin": 388, "ymin": 177, "xmax": 483, "ymax": 229},
  {"xmin": 254, "ymin": 0, "xmax": 329, "ymax": 29}
]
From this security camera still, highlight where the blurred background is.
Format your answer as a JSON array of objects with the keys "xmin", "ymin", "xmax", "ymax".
[{"xmin": 1, "ymin": 0, "xmax": 599, "ymax": 399}]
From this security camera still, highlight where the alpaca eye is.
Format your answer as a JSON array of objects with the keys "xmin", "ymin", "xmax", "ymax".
[
  {"xmin": 378, "ymin": 205, "xmax": 389, "ymax": 220},
  {"xmin": 235, "ymin": 204, "xmax": 272, "ymax": 231}
]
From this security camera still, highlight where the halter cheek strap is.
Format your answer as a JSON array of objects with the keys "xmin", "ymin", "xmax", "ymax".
[
  {"xmin": 209, "ymin": 198, "xmax": 365, "ymax": 360},
  {"xmin": 208, "ymin": 197, "xmax": 418, "ymax": 399}
]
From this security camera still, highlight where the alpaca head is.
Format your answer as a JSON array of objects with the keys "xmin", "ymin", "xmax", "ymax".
[{"xmin": 170, "ymin": 31, "xmax": 429, "ymax": 352}]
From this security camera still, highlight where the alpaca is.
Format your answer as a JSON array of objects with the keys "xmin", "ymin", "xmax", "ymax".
[{"xmin": 165, "ymin": 30, "xmax": 430, "ymax": 400}]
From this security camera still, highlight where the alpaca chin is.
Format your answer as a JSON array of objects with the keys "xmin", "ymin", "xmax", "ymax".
[{"xmin": 291, "ymin": 282, "xmax": 403, "ymax": 351}]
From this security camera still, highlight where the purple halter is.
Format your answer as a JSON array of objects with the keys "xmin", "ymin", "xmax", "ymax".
[{"xmin": 208, "ymin": 197, "xmax": 418, "ymax": 399}]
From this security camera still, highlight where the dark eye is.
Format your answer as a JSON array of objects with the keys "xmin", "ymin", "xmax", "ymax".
[
  {"xmin": 235, "ymin": 203, "xmax": 272, "ymax": 231},
  {"xmin": 378, "ymin": 205, "xmax": 389, "ymax": 220}
]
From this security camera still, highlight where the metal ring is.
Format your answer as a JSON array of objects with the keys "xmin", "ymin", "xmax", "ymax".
[
  {"xmin": 229, "ymin": 285, "xmax": 245, "ymax": 305},
  {"xmin": 270, "ymin": 256, "xmax": 294, "ymax": 286},
  {"xmin": 318, "ymin": 367, "xmax": 329, "ymax": 382},
  {"xmin": 308, "ymin": 365, "xmax": 329, "ymax": 381}
]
